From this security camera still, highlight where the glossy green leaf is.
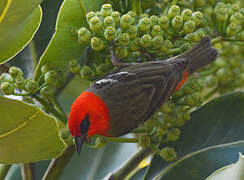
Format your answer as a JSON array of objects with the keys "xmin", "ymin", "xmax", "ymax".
[
  {"xmin": 0, "ymin": 96, "xmax": 66, "ymax": 163},
  {"xmin": 34, "ymin": 0, "xmax": 106, "ymax": 79},
  {"xmin": 5, "ymin": 142, "xmax": 138, "ymax": 180},
  {"xmin": 0, "ymin": 0, "xmax": 43, "ymax": 63},
  {"xmin": 155, "ymin": 141, "xmax": 244, "ymax": 179},
  {"xmin": 143, "ymin": 92, "xmax": 244, "ymax": 179}
]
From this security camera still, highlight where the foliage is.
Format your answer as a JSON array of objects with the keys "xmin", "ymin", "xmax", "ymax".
[{"xmin": 0, "ymin": 0, "xmax": 244, "ymax": 179}]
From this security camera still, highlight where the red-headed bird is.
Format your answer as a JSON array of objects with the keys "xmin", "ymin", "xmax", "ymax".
[{"xmin": 68, "ymin": 37, "xmax": 218, "ymax": 154}]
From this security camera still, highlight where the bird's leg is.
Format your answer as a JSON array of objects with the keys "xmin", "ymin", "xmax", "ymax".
[{"xmin": 109, "ymin": 46, "xmax": 126, "ymax": 67}]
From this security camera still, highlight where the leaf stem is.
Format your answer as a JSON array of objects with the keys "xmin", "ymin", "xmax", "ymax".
[
  {"xmin": 33, "ymin": 94, "xmax": 67, "ymax": 123},
  {"xmin": 132, "ymin": 0, "xmax": 142, "ymax": 15},
  {"xmin": 29, "ymin": 41, "xmax": 38, "ymax": 70},
  {"xmin": 42, "ymin": 145, "xmax": 75, "ymax": 180},
  {"xmin": 105, "ymin": 147, "xmax": 153, "ymax": 180},
  {"xmin": 104, "ymin": 137, "xmax": 138, "ymax": 143},
  {"xmin": 51, "ymin": 98, "xmax": 67, "ymax": 121},
  {"xmin": 21, "ymin": 163, "xmax": 35, "ymax": 180},
  {"xmin": 0, "ymin": 164, "xmax": 11, "ymax": 180}
]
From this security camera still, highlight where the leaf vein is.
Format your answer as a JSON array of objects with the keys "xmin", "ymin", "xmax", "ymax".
[{"xmin": 0, "ymin": 111, "xmax": 40, "ymax": 138}]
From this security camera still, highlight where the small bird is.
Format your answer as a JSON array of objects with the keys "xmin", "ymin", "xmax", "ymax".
[{"xmin": 68, "ymin": 37, "xmax": 218, "ymax": 154}]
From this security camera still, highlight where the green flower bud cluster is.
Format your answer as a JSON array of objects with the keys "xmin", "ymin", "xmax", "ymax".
[{"xmin": 0, "ymin": 65, "xmax": 65, "ymax": 101}]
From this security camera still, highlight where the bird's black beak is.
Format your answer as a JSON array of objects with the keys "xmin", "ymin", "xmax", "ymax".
[
  {"xmin": 74, "ymin": 134, "xmax": 87, "ymax": 155},
  {"xmin": 74, "ymin": 114, "xmax": 90, "ymax": 155}
]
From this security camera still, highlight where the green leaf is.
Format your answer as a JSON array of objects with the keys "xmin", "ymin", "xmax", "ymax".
[
  {"xmin": 0, "ymin": 96, "xmax": 66, "ymax": 163},
  {"xmin": 5, "ymin": 141, "xmax": 138, "ymax": 179},
  {"xmin": 34, "ymin": 0, "xmax": 106, "ymax": 80},
  {"xmin": 0, "ymin": 0, "xmax": 43, "ymax": 63},
  {"xmin": 143, "ymin": 92, "xmax": 244, "ymax": 179}
]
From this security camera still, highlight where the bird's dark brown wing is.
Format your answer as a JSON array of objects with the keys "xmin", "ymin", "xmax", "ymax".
[{"xmin": 88, "ymin": 60, "xmax": 186, "ymax": 136}]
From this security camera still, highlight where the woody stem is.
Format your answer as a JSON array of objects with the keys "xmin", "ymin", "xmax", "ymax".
[{"xmin": 42, "ymin": 145, "xmax": 75, "ymax": 180}]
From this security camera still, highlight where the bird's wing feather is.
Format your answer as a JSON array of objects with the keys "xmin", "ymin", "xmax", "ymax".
[{"xmin": 88, "ymin": 61, "xmax": 184, "ymax": 136}]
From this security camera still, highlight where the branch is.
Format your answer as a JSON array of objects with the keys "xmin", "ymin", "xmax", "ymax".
[
  {"xmin": 0, "ymin": 164, "xmax": 11, "ymax": 179},
  {"xmin": 21, "ymin": 163, "xmax": 35, "ymax": 180},
  {"xmin": 105, "ymin": 147, "xmax": 153, "ymax": 180},
  {"xmin": 42, "ymin": 145, "xmax": 75, "ymax": 180}
]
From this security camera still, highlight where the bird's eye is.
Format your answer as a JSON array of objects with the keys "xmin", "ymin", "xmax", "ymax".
[{"xmin": 80, "ymin": 114, "xmax": 90, "ymax": 134}]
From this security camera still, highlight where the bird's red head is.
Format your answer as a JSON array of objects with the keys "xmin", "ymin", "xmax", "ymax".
[{"xmin": 68, "ymin": 91, "xmax": 110, "ymax": 154}]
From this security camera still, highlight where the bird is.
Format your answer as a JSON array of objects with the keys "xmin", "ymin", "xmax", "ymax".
[{"xmin": 68, "ymin": 36, "xmax": 218, "ymax": 154}]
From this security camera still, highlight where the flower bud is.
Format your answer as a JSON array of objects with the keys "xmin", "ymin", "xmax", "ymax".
[
  {"xmin": 77, "ymin": 27, "xmax": 92, "ymax": 44},
  {"xmin": 215, "ymin": 58, "xmax": 226, "ymax": 68},
  {"xmin": 237, "ymin": 31, "xmax": 244, "ymax": 41},
  {"xmin": 25, "ymin": 79, "xmax": 38, "ymax": 93},
  {"xmin": 80, "ymin": 66, "xmax": 95, "ymax": 80},
  {"xmin": 205, "ymin": 75, "xmax": 218, "ymax": 88},
  {"xmin": 181, "ymin": 9, "xmax": 193, "ymax": 21},
  {"xmin": 86, "ymin": 11, "xmax": 95, "ymax": 23},
  {"xmin": 192, "ymin": 11, "xmax": 203, "ymax": 26},
  {"xmin": 168, "ymin": 5, "xmax": 181, "ymax": 19},
  {"xmin": 160, "ymin": 40, "xmax": 172, "ymax": 53},
  {"xmin": 96, "ymin": 63, "xmax": 107, "ymax": 76},
  {"xmin": 150, "ymin": 15, "xmax": 159, "ymax": 27},
  {"xmin": 157, "ymin": 125, "xmax": 168, "ymax": 137},
  {"xmin": 229, "ymin": 3, "xmax": 240, "ymax": 16},
  {"xmin": 160, "ymin": 147, "xmax": 177, "ymax": 162},
  {"xmin": 15, "ymin": 76, "xmax": 25, "ymax": 89},
  {"xmin": 214, "ymin": 2, "xmax": 226, "ymax": 13},
  {"xmin": 138, "ymin": 17, "xmax": 151, "ymax": 33},
  {"xmin": 151, "ymin": 25, "xmax": 162, "ymax": 37},
  {"xmin": 127, "ymin": 11, "xmax": 137, "ymax": 24},
  {"xmin": 9, "ymin": 66, "xmax": 23, "ymax": 78},
  {"xmin": 101, "ymin": 4, "xmax": 113, "ymax": 18},
  {"xmin": 183, "ymin": 20, "xmax": 196, "ymax": 33},
  {"xmin": 172, "ymin": 15, "xmax": 183, "ymax": 29},
  {"xmin": 140, "ymin": 34, "xmax": 152, "ymax": 48},
  {"xmin": 216, "ymin": 68, "xmax": 232, "ymax": 84},
  {"xmin": 230, "ymin": 12, "xmax": 243, "ymax": 25},
  {"xmin": 159, "ymin": 16, "xmax": 170, "ymax": 29},
  {"xmin": 89, "ymin": 16, "xmax": 103, "ymax": 33},
  {"xmin": 69, "ymin": 59, "xmax": 81, "ymax": 74},
  {"xmin": 0, "ymin": 73, "xmax": 13, "ymax": 84},
  {"xmin": 166, "ymin": 128, "xmax": 180, "ymax": 142},
  {"xmin": 104, "ymin": 16, "xmax": 115, "ymax": 28},
  {"xmin": 215, "ymin": 7, "xmax": 228, "ymax": 22},
  {"xmin": 115, "ymin": 46, "xmax": 128, "ymax": 58},
  {"xmin": 182, "ymin": 111, "xmax": 190, "ymax": 122},
  {"xmin": 129, "ymin": 38, "xmax": 141, "ymax": 51},
  {"xmin": 152, "ymin": 36, "xmax": 164, "ymax": 49},
  {"xmin": 127, "ymin": 25, "xmax": 138, "ymax": 39},
  {"xmin": 111, "ymin": 11, "xmax": 120, "ymax": 26},
  {"xmin": 40, "ymin": 86, "xmax": 55, "ymax": 99},
  {"xmin": 41, "ymin": 64, "xmax": 50, "ymax": 74},
  {"xmin": 118, "ymin": 33, "xmax": 130, "ymax": 46},
  {"xmin": 44, "ymin": 71, "xmax": 58, "ymax": 85},
  {"xmin": 194, "ymin": 0, "xmax": 206, "ymax": 7},
  {"xmin": 95, "ymin": 137, "xmax": 107, "ymax": 148},
  {"xmin": 1, "ymin": 82, "xmax": 14, "ymax": 95},
  {"xmin": 139, "ymin": 13, "xmax": 149, "ymax": 19},
  {"xmin": 120, "ymin": 14, "xmax": 132, "ymax": 31},
  {"xmin": 226, "ymin": 23, "xmax": 240, "ymax": 37},
  {"xmin": 104, "ymin": 26, "xmax": 116, "ymax": 41},
  {"xmin": 138, "ymin": 134, "xmax": 151, "ymax": 148},
  {"xmin": 161, "ymin": 100, "xmax": 175, "ymax": 113},
  {"xmin": 91, "ymin": 37, "xmax": 104, "ymax": 51}
]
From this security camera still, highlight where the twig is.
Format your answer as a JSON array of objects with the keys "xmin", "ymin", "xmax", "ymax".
[
  {"xmin": 21, "ymin": 163, "xmax": 35, "ymax": 180},
  {"xmin": 42, "ymin": 145, "xmax": 75, "ymax": 180},
  {"xmin": 0, "ymin": 164, "xmax": 11, "ymax": 180},
  {"xmin": 33, "ymin": 94, "xmax": 67, "ymax": 123},
  {"xmin": 105, "ymin": 147, "xmax": 153, "ymax": 180}
]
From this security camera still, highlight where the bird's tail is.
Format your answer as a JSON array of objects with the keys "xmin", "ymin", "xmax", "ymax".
[{"xmin": 174, "ymin": 36, "xmax": 218, "ymax": 74}]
